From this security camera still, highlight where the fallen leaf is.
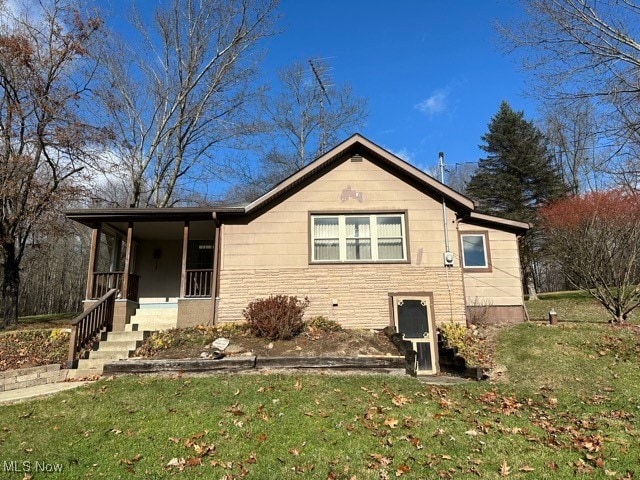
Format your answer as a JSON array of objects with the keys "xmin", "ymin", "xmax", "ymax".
[
  {"xmin": 519, "ymin": 465, "xmax": 535, "ymax": 472},
  {"xmin": 185, "ymin": 457, "xmax": 202, "ymax": 467},
  {"xmin": 384, "ymin": 418, "xmax": 398, "ymax": 429},
  {"xmin": 500, "ymin": 459, "xmax": 511, "ymax": 477},
  {"xmin": 392, "ymin": 395, "xmax": 409, "ymax": 407}
]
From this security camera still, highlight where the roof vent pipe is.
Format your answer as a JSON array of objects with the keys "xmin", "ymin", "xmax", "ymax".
[{"xmin": 439, "ymin": 152, "xmax": 452, "ymax": 265}]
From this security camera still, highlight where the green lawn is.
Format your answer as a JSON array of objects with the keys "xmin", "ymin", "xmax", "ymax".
[
  {"xmin": 1, "ymin": 322, "xmax": 639, "ymax": 479},
  {"xmin": 525, "ymin": 290, "xmax": 640, "ymax": 324}
]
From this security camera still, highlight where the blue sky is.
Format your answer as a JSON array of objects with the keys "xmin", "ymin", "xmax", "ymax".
[{"xmin": 262, "ymin": 0, "xmax": 534, "ymax": 173}]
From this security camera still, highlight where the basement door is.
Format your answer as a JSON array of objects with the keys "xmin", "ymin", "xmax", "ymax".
[{"xmin": 392, "ymin": 295, "xmax": 437, "ymax": 375}]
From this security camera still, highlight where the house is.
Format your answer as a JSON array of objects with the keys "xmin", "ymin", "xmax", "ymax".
[{"xmin": 66, "ymin": 134, "xmax": 528, "ymax": 375}]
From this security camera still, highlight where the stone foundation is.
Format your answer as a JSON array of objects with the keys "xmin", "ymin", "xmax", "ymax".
[
  {"xmin": 177, "ymin": 298, "xmax": 214, "ymax": 327},
  {"xmin": 217, "ymin": 265, "xmax": 466, "ymax": 329},
  {"xmin": 466, "ymin": 305, "xmax": 526, "ymax": 325}
]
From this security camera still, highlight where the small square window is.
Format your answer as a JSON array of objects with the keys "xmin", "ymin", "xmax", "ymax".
[{"xmin": 461, "ymin": 233, "xmax": 489, "ymax": 269}]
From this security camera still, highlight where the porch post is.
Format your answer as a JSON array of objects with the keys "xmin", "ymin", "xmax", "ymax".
[
  {"xmin": 85, "ymin": 226, "xmax": 101, "ymax": 299},
  {"xmin": 211, "ymin": 218, "xmax": 221, "ymax": 324},
  {"xmin": 121, "ymin": 222, "xmax": 134, "ymax": 300},
  {"xmin": 180, "ymin": 221, "xmax": 189, "ymax": 298}
]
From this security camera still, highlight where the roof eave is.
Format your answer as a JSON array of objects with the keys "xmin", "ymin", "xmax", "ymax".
[
  {"xmin": 461, "ymin": 211, "xmax": 531, "ymax": 234},
  {"xmin": 243, "ymin": 133, "xmax": 476, "ymax": 214}
]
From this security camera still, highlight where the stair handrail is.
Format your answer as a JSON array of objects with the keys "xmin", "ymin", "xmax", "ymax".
[{"xmin": 67, "ymin": 288, "xmax": 118, "ymax": 369}]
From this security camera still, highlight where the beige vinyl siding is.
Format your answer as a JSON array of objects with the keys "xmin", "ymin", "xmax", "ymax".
[
  {"xmin": 459, "ymin": 226, "xmax": 524, "ymax": 306},
  {"xmin": 218, "ymin": 154, "xmax": 467, "ymax": 327},
  {"xmin": 222, "ymin": 155, "xmax": 459, "ymax": 270}
]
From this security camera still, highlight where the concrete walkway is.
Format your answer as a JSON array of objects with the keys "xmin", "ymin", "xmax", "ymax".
[
  {"xmin": 417, "ymin": 375, "xmax": 470, "ymax": 385},
  {"xmin": 0, "ymin": 381, "xmax": 93, "ymax": 405}
]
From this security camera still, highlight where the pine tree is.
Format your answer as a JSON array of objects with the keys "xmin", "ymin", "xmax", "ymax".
[{"xmin": 467, "ymin": 101, "xmax": 566, "ymax": 299}]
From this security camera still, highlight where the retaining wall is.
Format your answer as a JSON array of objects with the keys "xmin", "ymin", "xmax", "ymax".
[{"xmin": 0, "ymin": 364, "xmax": 67, "ymax": 392}]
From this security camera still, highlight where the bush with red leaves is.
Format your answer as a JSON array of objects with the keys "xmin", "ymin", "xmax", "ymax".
[
  {"xmin": 242, "ymin": 295, "xmax": 309, "ymax": 340},
  {"xmin": 540, "ymin": 190, "xmax": 640, "ymax": 323}
]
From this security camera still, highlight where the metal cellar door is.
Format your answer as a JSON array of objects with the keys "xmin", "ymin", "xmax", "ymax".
[{"xmin": 393, "ymin": 296, "xmax": 437, "ymax": 375}]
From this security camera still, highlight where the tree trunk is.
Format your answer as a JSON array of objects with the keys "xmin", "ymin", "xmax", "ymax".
[
  {"xmin": 525, "ymin": 270, "xmax": 539, "ymax": 301},
  {"xmin": 1, "ymin": 242, "xmax": 20, "ymax": 328}
]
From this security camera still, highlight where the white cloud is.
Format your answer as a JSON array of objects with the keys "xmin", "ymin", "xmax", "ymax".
[
  {"xmin": 416, "ymin": 88, "xmax": 450, "ymax": 116},
  {"xmin": 390, "ymin": 147, "xmax": 413, "ymax": 163}
]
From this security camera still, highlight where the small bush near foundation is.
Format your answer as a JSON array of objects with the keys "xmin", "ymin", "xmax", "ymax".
[
  {"xmin": 438, "ymin": 322, "xmax": 468, "ymax": 353},
  {"xmin": 243, "ymin": 295, "xmax": 309, "ymax": 340},
  {"xmin": 305, "ymin": 316, "xmax": 343, "ymax": 332}
]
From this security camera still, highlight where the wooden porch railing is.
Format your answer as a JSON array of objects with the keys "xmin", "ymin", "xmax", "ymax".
[
  {"xmin": 67, "ymin": 288, "xmax": 117, "ymax": 368},
  {"xmin": 92, "ymin": 272, "xmax": 140, "ymax": 301},
  {"xmin": 185, "ymin": 269, "xmax": 213, "ymax": 297}
]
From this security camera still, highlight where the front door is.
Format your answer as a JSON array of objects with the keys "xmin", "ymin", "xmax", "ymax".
[{"xmin": 393, "ymin": 295, "xmax": 438, "ymax": 375}]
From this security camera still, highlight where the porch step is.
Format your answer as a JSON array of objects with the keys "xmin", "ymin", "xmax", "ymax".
[
  {"xmin": 96, "ymin": 340, "xmax": 140, "ymax": 352},
  {"xmin": 127, "ymin": 304, "xmax": 178, "ymax": 332},
  {"xmin": 88, "ymin": 350, "xmax": 130, "ymax": 360},
  {"xmin": 104, "ymin": 331, "xmax": 148, "ymax": 342},
  {"xmin": 125, "ymin": 321, "xmax": 177, "ymax": 332},
  {"xmin": 67, "ymin": 369, "xmax": 104, "ymax": 380},
  {"xmin": 70, "ymin": 330, "xmax": 150, "ymax": 376},
  {"xmin": 75, "ymin": 358, "xmax": 110, "ymax": 371}
]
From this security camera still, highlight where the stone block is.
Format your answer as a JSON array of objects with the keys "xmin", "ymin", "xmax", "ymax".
[{"xmin": 16, "ymin": 373, "xmax": 38, "ymax": 383}]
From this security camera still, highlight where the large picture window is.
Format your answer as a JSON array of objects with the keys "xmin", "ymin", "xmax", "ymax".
[
  {"xmin": 460, "ymin": 232, "xmax": 490, "ymax": 270},
  {"xmin": 311, "ymin": 214, "xmax": 407, "ymax": 262}
]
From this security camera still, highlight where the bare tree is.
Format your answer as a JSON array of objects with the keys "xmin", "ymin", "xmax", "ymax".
[
  {"xmin": 541, "ymin": 190, "xmax": 640, "ymax": 323},
  {"xmin": 227, "ymin": 59, "xmax": 367, "ymax": 200},
  {"xmin": 0, "ymin": 0, "xmax": 103, "ymax": 328},
  {"xmin": 542, "ymin": 97, "xmax": 605, "ymax": 194},
  {"xmin": 445, "ymin": 162, "xmax": 477, "ymax": 195},
  {"xmin": 95, "ymin": 0, "xmax": 278, "ymax": 208},
  {"xmin": 19, "ymin": 220, "xmax": 89, "ymax": 316},
  {"xmin": 502, "ymin": 0, "xmax": 640, "ymax": 186}
]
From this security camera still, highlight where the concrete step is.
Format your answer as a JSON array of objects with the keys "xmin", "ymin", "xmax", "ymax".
[
  {"xmin": 125, "ymin": 321, "xmax": 177, "ymax": 332},
  {"xmin": 76, "ymin": 358, "xmax": 107, "ymax": 371},
  {"xmin": 88, "ymin": 350, "xmax": 130, "ymax": 360},
  {"xmin": 133, "ymin": 307, "xmax": 178, "ymax": 317},
  {"xmin": 67, "ymin": 369, "xmax": 103, "ymax": 379},
  {"xmin": 104, "ymin": 331, "xmax": 147, "ymax": 342},
  {"xmin": 96, "ymin": 340, "xmax": 140, "ymax": 352},
  {"xmin": 128, "ymin": 316, "xmax": 177, "ymax": 323}
]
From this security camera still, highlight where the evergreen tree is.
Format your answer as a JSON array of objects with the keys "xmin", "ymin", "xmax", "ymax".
[{"xmin": 467, "ymin": 101, "xmax": 566, "ymax": 299}]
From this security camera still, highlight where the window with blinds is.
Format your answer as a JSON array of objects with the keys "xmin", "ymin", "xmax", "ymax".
[{"xmin": 311, "ymin": 214, "xmax": 406, "ymax": 262}]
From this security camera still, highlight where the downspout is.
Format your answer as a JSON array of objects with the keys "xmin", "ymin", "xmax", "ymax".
[
  {"xmin": 440, "ymin": 152, "xmax": 451, "ymax": 256},
  {"xmin": 211, "ymin": 213, "xmax": 221, "ymax": 325},
  {"xmin": 440, "ymin": 152, "xmax": 455, "ymax": 323},
  {"xmin": 440, "ymin": 152, "xmax": 454, "ymax": 266}
]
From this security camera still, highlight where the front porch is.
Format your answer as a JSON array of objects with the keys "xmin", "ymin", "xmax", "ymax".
[{"xmin": 79, "ymin": 210, "xmax": 222, "ymax": 331}]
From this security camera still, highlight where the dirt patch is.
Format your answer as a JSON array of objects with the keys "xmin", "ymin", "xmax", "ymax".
[
  {"xmin": 134, "ymin": 325, "xmax": 401, "ymax": 360},
  {"xmin": 0, "ymin": 329, "xmax": 70, "ymax": 371}
]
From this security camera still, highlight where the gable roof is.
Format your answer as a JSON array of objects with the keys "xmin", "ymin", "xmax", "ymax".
[
  {"xmin": 65, "ymin": 134, "xmax": 528, "ymax": 234},
  {"xmin": 244, "ymin": 133, "xmax": 476, "ymax": 213}
]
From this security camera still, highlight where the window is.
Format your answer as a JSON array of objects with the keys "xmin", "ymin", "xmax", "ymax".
[
  {"xmin": 311, "ymin": 214, "xmax": 407, "ymax": 262},
  {"xmin": 187, "ymin": 240, "xmax": 214, "ymax": 269},
  {"xmin": 461, "ymin": 233, "xmax": 490, "ymax": 270}
]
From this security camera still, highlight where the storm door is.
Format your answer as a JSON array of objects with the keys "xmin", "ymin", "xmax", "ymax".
[{"xmin": 393, "ymin": 296, "xmax": 437, "ymax": 374}]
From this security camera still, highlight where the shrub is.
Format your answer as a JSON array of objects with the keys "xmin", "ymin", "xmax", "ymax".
[
  {"xmin": 243, "ymin": 295, "xmax": 309, "ymax": 340},
  {"xmin": 305, "ymin": 316, "xmax": 343, "ymax": 332},
  {"xmin": 438, "ymin": 322, "xmax": 469, "ymax": 355}
]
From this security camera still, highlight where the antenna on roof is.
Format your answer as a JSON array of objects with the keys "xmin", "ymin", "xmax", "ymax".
[{"xmin": 309, "ymin": 59, "xmax": 332, "ymax": 156}]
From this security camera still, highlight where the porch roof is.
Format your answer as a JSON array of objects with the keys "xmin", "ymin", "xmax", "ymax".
[{"xmin": 65, "ymin": 206, "xmax": 245, "ymax": 227}]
